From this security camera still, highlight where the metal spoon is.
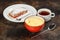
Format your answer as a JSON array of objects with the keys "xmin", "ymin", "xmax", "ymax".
[
  {"xmin": 31, "ymin": 23, "xmax": 56, "ymax": 39},
  {"xmin": 16, "ymin": 13, "xmax": 30, "ymax": 21}
]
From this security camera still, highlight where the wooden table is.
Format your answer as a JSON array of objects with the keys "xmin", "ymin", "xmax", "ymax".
[{"xmin": 0, "ymin": 0, "xmax": 60, "ymax": 40}]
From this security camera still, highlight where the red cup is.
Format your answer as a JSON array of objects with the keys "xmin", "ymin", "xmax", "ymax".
[{"xmin": 24, "ymin": 16, "xmax": 45, "ymax": 32}]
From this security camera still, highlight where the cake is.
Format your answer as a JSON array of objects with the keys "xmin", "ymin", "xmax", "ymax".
[{"xmin": 8, "ymin": 8, "xmax": 28, "ymax": 18}]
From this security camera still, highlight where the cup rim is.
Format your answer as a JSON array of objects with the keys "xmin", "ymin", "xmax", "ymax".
[{"xmin": 38, "ymin": 8, "xmax": 52, "ymax": 16}]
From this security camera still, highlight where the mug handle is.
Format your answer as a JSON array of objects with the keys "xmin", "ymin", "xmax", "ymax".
[{"xmin": 51, "ymin": 13, "xmax": 55, "ymax": 17}]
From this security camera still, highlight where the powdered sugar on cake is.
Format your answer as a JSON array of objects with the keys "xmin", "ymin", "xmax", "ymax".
[{"xmin": 8, "ymin": 8, "xmax": 28, "ymax": 19}]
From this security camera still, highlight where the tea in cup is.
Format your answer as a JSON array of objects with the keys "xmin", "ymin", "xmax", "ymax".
[{"xmin": 37, "ymin": 8, "xmax": 55, "ymax": 22}]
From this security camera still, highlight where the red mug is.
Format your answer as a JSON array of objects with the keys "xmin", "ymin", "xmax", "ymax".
[{"xmin": 24, "ymin": 16, "xmax": 45, "ymax": 32}]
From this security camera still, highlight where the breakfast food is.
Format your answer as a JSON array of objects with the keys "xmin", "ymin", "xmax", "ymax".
[
  {"xmin": 24, "ymin": 16, "xmax": 45, "ymax": 32},
  {"xmin": 25, "ymin": 16, "xmax": 44, "ymax": 27},
  {"xmin": 9, "ymin": 10, "xmax": 28, "ymax": 18}
]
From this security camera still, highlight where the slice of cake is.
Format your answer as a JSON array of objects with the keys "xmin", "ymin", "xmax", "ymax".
[{"xmin": 9, "ymin": 8, "xmax": 28, "ymax": 18}]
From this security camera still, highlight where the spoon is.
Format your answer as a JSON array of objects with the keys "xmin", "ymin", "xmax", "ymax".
[
  {"xmin": 31, "ymin": 23, "xmax": 56, "ymax": 39},
  {"xmin": 16, "ymin": 13, "xmax": 30, "ymax": 21}
]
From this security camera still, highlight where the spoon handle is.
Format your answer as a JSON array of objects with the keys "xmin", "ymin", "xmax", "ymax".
[
  {"xmin": 16, "ymin": 13, "xmax": 30, "ymax": 20},
  {"xmin": 31, "ymin": 29, "xmax": 49, "ymax": 39}
]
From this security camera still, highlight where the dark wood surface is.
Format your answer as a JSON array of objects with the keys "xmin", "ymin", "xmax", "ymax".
[{"xmin": 0, "ymin": 0, "xmax": 60, "ymax": 40}]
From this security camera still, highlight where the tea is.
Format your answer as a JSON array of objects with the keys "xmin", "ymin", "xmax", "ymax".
[{"xmin": 39, "ymin": 11, "xmax": 49, "ymax": 16}]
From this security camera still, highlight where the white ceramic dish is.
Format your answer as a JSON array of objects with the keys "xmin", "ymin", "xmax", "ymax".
[{"xmin": 3, "ymin": 4, "xmax": 37, "ymax": 22}]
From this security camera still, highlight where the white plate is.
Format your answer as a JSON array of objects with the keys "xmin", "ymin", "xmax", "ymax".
[{"xmin": 3, "ymin": 4, "xmax": 37, "ymax": 22}]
